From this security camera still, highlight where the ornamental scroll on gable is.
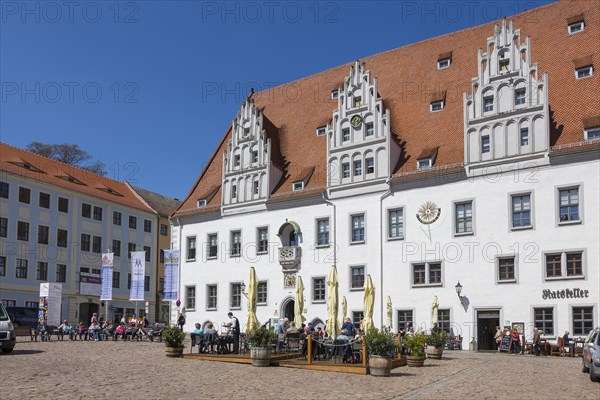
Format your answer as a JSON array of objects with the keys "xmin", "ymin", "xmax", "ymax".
[
  {"xmin": 327, "ymin": 61, "xmax": 400, "ymax": 191},
  {"xmin": 463, "ymin": 18, "xmax": 549, "ymax": 173}
]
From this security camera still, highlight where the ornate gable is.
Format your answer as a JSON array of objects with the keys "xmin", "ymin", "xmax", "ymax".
[{"xmin": 464, "ymin": 18, "xmax": 549, "ymax": 174}]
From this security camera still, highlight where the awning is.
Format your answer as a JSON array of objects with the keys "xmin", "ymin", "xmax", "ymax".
[{"xmin": 277, "ymin": 221, "xmax": 301, "ymax": 236}]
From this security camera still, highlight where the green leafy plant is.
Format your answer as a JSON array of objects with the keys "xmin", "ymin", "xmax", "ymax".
[
  {"xmin": 162, "ymin": 325, "xmax": 186, "ymax": 347},
  {"xmin": 426, "ymin": 330, "xmax": 448, "ymax": 347},
  {"xmin": 246, "ymin": 326, "xmax": 277, "ymax": 348},
  {"xmin": 404, "ymin": 332, "xmax": 426, "ymax": 358},
  {"xmin": 365, "ymin": 328, "xmax": 396, "ymax": 357}
]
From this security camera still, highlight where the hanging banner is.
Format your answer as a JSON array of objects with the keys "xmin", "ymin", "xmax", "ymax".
[
  {"xmin": 163, "ymin": 250, "xmax": 179, "ymax": 301},
  {"xmin": 100, "ymin": 253, "xmax": 114, "ymax": 301},
  {"xmin": 40, "ymin": 283, "xmax": 62, "ymax": 327},
  {"xmin": 129, "ymin": 251, "xmax": 145, "ymax": 301}
]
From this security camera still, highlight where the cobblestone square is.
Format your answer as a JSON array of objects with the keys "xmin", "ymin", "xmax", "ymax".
[{"xmin": 1, "ymin": 340, "xmax": 598, "ymax": 399}]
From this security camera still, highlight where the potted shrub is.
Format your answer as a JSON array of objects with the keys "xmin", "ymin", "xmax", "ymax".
[
  {"xmin": 246, "ymin": 326, "xmax": 276, "ymax": 367},
  {"xmin": 404, "ymin": 332, "xmax": 426, "ymax": 367},
  {"xmin": 426, "ymin": 330, "xmax": 448, "ymax": 359},
  {"xmin": 162, "ymin": 325, "xmax": 186, "ymax": 358},
  {"xmin": 365, "ymin": 328, "xmax": 396, "ymax": 377}
]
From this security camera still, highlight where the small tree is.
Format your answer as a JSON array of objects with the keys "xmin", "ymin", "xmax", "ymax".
[
  {"xmin": 246, "ymin": 326, "xmax": 276, "ymax": 348},
  {"xmin": 404, "ymin": 332, "xmax": 426, "ymax": 358},
  {"xmin": 162, "ymin": 325, "xmax": 186, "ymax": 347},
  {"xmin": 426, "ymin": 330, "xmax": 448, "ymax": 348},
  {"xmin": 365, "ymin": 328, "xmax": 396, "ymax": 357}
]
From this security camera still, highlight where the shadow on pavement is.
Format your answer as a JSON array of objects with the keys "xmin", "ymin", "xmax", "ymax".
[{"xmin": 2, "ymin": 349, "xmax": 45, "ymax": 355}]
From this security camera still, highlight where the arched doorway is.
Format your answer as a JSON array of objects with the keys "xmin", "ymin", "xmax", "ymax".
[
  {"xmin": 79, "ymin": 302, "xmax": 99, "ymax": 324},
  {"xmin": 281, "ymin": 298, "xmax": 295, "ymax": 322}
]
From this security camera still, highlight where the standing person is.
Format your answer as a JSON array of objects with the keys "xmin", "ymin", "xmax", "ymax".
[
  {"xmin": 98, "ymin": 314, "xmax": 105, "ymax": 326},
  {"xmin": 228, "ymin": 312, "xmax": 240, "ymax": 354},
  {"xmin": 90, "ymin": 312, "xmax": 98, "ymax": 325},
  {"xmin": 511, "ymin": 329, "xmax": 521, "ymax": 354},
  {"xmin": 341, "ymin": 317, "xmax": 355, "ymax": 338},
  {"xmin": 274, "ymin": 319, "xmax": 286, "ymax": 354},
  {"xmin": 533, "ymin": 327, "xmax": 542, "ymax": 356},
  {"xmin": 177, "ymin": 313, "xmax": 186, "ymax": 331},
  {"xmin": 494, "ymin": 326, "xmax": 502, "ymax": 352}
]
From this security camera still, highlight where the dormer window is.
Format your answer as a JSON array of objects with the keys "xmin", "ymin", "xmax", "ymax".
[
  {"xmin": 342, "ymin": 128, "xmax": 350, "ymax": 142},
  {"xmin": 515, "ymin": 89, "xmax": 526, "ymax": 105},
  {"xmin": 417, "ymin": 159, "xmax": 432, "ymax": 170},
  {"xmin": 437, "ymin": 58, "xmax": 451, "ymax": 69},
  {"xmin": 316, "ymin": 127, "xmax": 327, "ymax": 136},
  {"xmin": 292, "ymin": 181, "xmax": 304, "ymax": 191},
  {"xmin": 568, "ymin": 20, "xmax": 584, "ymax": 34},
  {"xmin": 197, "ymin": 199, "xmax": 207, "ymax": 208},
  {"xmin": 251, "ymin": 150, "xmax": 258, "ymax": 164},
  {"xmin": 575, "ymin": 65, "xmax": 593, "ymax": 79},
  {"xmin": 365, "ymin": 123, "xmax": 374, "ymax": 137},
  {"xmin": 430, "ymin": 100, "xmax": 444, "ymax": 112},
  {"xmin": 234, "ymin": 155, "xmax": 241, "ymax": 167},
  {"xmin": 585, "ymin": 127, "xmax": 600, "ymax": 141},
  {"xmin": 353, "ymin": 96, "xmax": 362, "ymax": 107},
  {"xmin": 331, "ymin": 90, "xmax": 339, "ymax": 99},
  {"xmin": 483, "ymin": 96, "xmax": 494, "ymax": 113}
]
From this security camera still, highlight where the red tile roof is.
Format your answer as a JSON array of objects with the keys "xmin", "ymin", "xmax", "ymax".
[
  {"xmin": 174, "ymin": 0, "xmax": 600, "ymax": 218},
  {"xmin": 0, "ymin": 142, "xmax": 155, "ymax": 213}
]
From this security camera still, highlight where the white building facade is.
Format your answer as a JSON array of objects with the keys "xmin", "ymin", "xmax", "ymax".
[{"xmin": 174, "ymin": 2, "xmax": 599, "ymax": 349}]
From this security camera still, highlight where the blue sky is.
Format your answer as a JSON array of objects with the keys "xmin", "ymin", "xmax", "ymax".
[{"xmin": 1, "ymin": 0, "xmax": 555, "ymax": 199}]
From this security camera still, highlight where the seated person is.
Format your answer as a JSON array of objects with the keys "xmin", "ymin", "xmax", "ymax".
[
  {"xmin": 202, "ymin": 323, "xmax": 219, "ymax": 352},
  {"xmin": 148, "ymin": 323, "xmax": 163, "ymax": 342},
  {"xmin": 191, "ymin": 323, "xmax": 203, "ymax": 349},
  {"xmin": 37, "ymin": 321, "xmax": 50, "ymax": 342},
  {"xmin": 115, "ymin": 323, "xmax": 126, "ymax": 340},
  {"xmin": 89, "ymin": 321, "xmax": 101, "ymax": 341},
  {"xmin": 58, "ymin": 320, "xmax": 74, "ymax": 340},
  {"xmin": 336, "ymin": 329, "xmax": 349, "ymax": 342},
  {"xmin": 286, "ymin": 322, "xmax": 300, "ymax": 335},
  {"xmin": 77, "ymin": 321, "xmax": 88, "ymax": 340},
  {"xmin": 101, "ymin": 321, "xmax": 113, "ymax": 341},
  {"xmin": 125, "ymin": 320, "xmax": 138, "ymax": 341},
  {"xmin": 341, "ymin": 318, "xmax": 355, "ymax": 338},
  {"xmin": 563, "ymin": 330, "xmax": 571, "ymax": 346}
]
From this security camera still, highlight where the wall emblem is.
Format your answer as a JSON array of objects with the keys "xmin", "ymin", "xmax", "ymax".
[
  {"xmin": 416, "ymin": 201, "xmax": 441, "ymax": 224},
  {"xmin": 350, "ymin": 115, "xmax": 362, "ymax": 128},
  {"xmin": 284, "ymin": 273, "xmax": 296, "ymax": 288}
]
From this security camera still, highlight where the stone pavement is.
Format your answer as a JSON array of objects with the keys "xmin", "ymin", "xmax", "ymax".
[{"xmin": 1, "ymin": 340, "xmax": 598, "ymax": 399}]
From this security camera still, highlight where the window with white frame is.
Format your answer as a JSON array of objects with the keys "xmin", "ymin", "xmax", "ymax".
[
  {"xmin": 515, "ymin": 88, "xmax": 526, "ymax": 105},
  {"xmin": 313, "ymin": 277, "xmax": 325, "ymax": 302},
  {"xmin": 37, "ymin": 225, "xmax": 49, "ymax": 244},
  {"xmin": 568, "ymin": 20, "xmax": 584, "ymax": 34},
  {"xmin": 17, "ymin": 221, "xmax": 29, "ymax": 241},
  {"xmin": 575, "ymin": 65, "xmax": 593, "ymax": 79},
  {"xmin": 185, "ymin": 286, "xmax": 196, "ymax": 310},
  {"xmin": 585, "ymin": 127, "xmax": 600, "ymax": 141},
  {"xmin": 342, "ymin": 162, "xmax": 350, "ymax": 179},
  {"xmin": 293, "ymin": 181, "xmax": 304, "ymax": 191},
  {"xmin": 57, "ymin": 229, "xmax": 67, "ymax": 248},
  {"xmin": 0, "ymin": 217, "xmax": 6, "ymax": 238},
  {"xmin": 353, "ymin": 160, "xmax": 362, "ymax": 176},
  {"xmin": 483, "ymin": 96, "xmax": 494, "ymax": 113},
  {"xmin": 512, "ymin": 194, "xmax": 532, "ymax": 228},
  {"xmin": 0, "ymin": 181, "xmax": 8, "ymax": 199},
  {"xmin": 317, "ymin": 218, "xmax": 329, "ymax": 246},
  {"xmin": 437, "ymin": 58, "xmax": 451, "ymax": 69},
  {"xmin": 365, "ymin": 158, "xmax": 374, "ymax": 174},
  {"xmin": 0, "ymin": 256, "xmax": 6, "ymax": 277},
  {"xmin": 257, "ymin": 227, "xmax": 268, "ymax": 254},
  {"xmin": 534, "ymin": 307, "xmax": 554, "ymax": 335},
  {"xmin": 93, "ymin": 236, "xmax": 102, "ymax": 254},
  {"xmin": 353, "ymin": 96, "xmax": 362, "ymax": 107},
  {"xmin": 143, "ymin": 246, "xmax": 151, "ymax": 262},
  {"xmin": 81, "ymin": 233, "xmax": 91, "ymax": 251},
  {"xmin": 417, "ymin": 158, "xmax": 432, "ymax": 170},
  {"xmin": 55, "ymin": 264, "xmax": 66, "ymax": 283},
  {"xmin": 251, "ymin": 150, "xmax": 258, "ymax": 163},
  {"xmin": 230, "ymin": 283, "xmax": 241, "ymax": 309},
  {"xmin": 412, "ymin": 262, "xmax": 442, "ymax": 286},
  {"xmin": 257, "ymin": 281, "xmax": 268, "ymax": 305},
  {"xmin": 499, "ymin": 58, "xmax": 509, "ymax": 73},
  {"xmin": 243, "ymin": 127, "xmax": 250, "ymax": 137},
  {"xmin": 186, "ymin": 237, "xmax": 196, "ymax": 260},
  {"xmin": 481, "ymin": 135, "xmax": 490, "ymax": 153},
  {"xmin": 231, "ymin": 231, "xmax": 241, "ymax": 257},
  {"xmin": 455, "ymin": 201, "xmax": 473, "ymax": 234},
  {"xmin": 520, "ymin": 128, "xmax": 529, "ymax": 146},
  {"xmin": 316, "ymin": 127, "xmax": 327, "ymax": 136},
  {"xmin": 207, "ymin": 285, "xmax": 217, "ymax": 310},
  {"xmin": 234, "ymin": 154, "xmax": 241, "ymax": 167},
  {"xmin": 365, "ymin": 123, "xmax": 374, "ymax": 137},
  {"xmin": 497, "ymin": 256, "xmax": 516, "ymax": 282},
  {"xmin": 559, "ymin": 187, "xmax": 580, "ymax": 222},
  {"xmin": 231, "ymin": 184, "xmax": 237, "ymax": 200},
  {"xmin": 350, "ymin": 266, "xmax": 365, "ymax": 289},
  {"xmin": 81, "ymin": 203, "xmax": 91, "ymax": 218},
  {"xmin": 545, "ymin": 251, "xmax": 584, "ymax": 279},
  {"xmin": 342, "ymin": 128, "xmax": 350, "ymax": 142},
  {"xmin": 197, "ymin": 199, "xmax": 207, "ymax": 208},
  {"xmin": 430, "ymin": 100, "xmax": 444, "ymax": 112},
  {"xmin": 388, "ymin": 208, "xmax": 404, "ymax": 239},
  {"xmin": 397, "ymin": 310, "xmax": 413, "ymax": 332},
  {"xmin": 351, "ymin": 214, "xmax": 365, "ymax": 243},
  {"xmin": 129, "ymin": 216, "xmax": 137, "ymax": 229},
  {"xmin": 39, "ymin": 192, "xmax": 50, "ymax": 208},
  {"xmin": 331, "ymin": 90, "xmax": 338, "ymax": 99},
  {"xmin": 18, "ymin": 187, "xmax": 31, "ymax": 204},
  {"xmin": 573, "ymin": 306, "xmax": 593, "ymax": 336},
  {"xmin": 93, "ymin": 206, "xmax": 103, "ymax": 221},
  {"xmin": 437, "ymin": 309, "xmax": 450, "ymax": 333}
]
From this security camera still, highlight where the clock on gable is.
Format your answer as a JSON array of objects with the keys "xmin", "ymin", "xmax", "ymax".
[{"xmin": 350, "ymin": 115, "xmax": 362, "ymax": 128}]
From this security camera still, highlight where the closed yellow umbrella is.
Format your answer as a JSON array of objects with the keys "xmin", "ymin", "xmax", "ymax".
[
  {"xmin": 246, "ymin": 267, "xmax": 259, "ymax": 335},
  {"xmin": 326, "ymin": 266, "xmax": 339, "ymax": 337},
  {"xmin": 294, "ymin": 276, "xmax": 305, "ymax": 327},
  {"xmin": 363, "ymin": 275, "xmax": 375, "ymax": 332},
  {"xmin": 341, "ymin": 296, "xmax": 347, "ymax": 328},
  {"xmin": 386, "ymin": 296, "xmax": 393, "ymax": 331}
]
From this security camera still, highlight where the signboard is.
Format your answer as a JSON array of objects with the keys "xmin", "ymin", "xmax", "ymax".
[
  {"xmin": 39, "ymin": 283, "xmax": 62, "ymax": 327},
  {"xmin": 129, "ymin": 251, "xmax": 145, "ymax": 301},
  {"xmin": 100, "ymin": 253, "xmax": 114, "ymax": 301},
  {"xmin": 163, "ymin": 250, "xmax": 179, "ymax": 301},
  {"xmin": 542, "ymin": 288, "xmax": 589, "ymax": 300},
  {"xmin": 80, "ymin": 272, "xmax": 101, "ymax": 296},
  {"xmin": 499, "ymin": 330, "xmax": 512, "ymax": 353}
]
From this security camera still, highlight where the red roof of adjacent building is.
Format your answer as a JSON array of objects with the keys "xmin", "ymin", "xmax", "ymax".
[{"xmin": 174, "ymin": 0, "xmax": 600, "ymax": 218}]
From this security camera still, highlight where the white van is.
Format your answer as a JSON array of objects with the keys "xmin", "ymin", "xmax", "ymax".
[{"xmin": 0, "ymin": 302, "xmax": 16, "ymax": 353}]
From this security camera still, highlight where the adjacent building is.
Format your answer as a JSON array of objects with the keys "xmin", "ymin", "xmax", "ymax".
[{"xmin": 0, "ymin": 143, "xmax": 178, "ymax": 324}]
